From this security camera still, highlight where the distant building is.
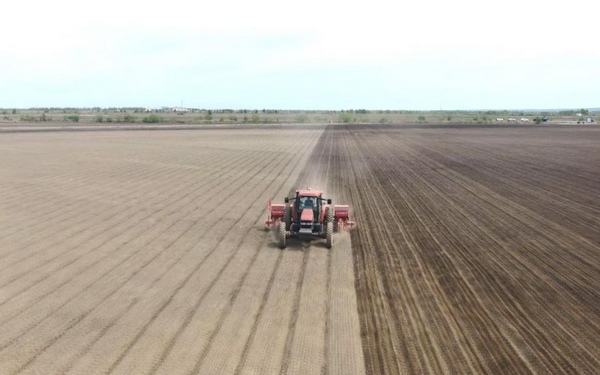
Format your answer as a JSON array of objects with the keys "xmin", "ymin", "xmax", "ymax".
[
  {"xmin": 520, "ymin": 118, "xmax": 530, "ymax": 122},
  {"xmin": 587, "ymin": 117, "xmax": 595, "ymax": 123},
  {"xmin": 508, "ymin": 118, "xmax": 517, "ymax": 122},
  {"xmin": 496, "ymin": 118, "xmax": 504, "ymax": 122}
]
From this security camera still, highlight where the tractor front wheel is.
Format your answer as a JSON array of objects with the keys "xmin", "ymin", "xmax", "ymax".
[
  {"xmin": 278, "ymin": 221, "xmax": 287, "ymax": 249},
  {"xmin": 326, "ymin": 221, "xmax": 333, "ymax": 249}
]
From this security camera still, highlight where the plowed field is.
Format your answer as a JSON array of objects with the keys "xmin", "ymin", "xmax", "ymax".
[
  {"xmin": 319, "ymin": 124, "xmax": 600, "ymax": 374},
  {"xmin": 0, "ymin": 126, "xmax": 364, "ymax": 375},
  {"xmin": 1, "ymin": 124, "xmax": 599, "ymax": 375}
]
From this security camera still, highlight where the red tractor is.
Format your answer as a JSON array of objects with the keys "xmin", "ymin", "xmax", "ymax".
[{"xmin": 266, "ymin": 188, "xmax": 355, "ymax": 249}]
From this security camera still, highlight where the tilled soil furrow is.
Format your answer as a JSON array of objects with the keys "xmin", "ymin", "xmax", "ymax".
[
  {"xmin": 236, "ymin": 250, "xmax": 306, "ymax": 375},
  {"xmin": 2, "ymin": 132, "xmax": 303, "ymax": 374},
  {"xmin": 420, "ymin": 140, "xmax": 600, "ymax": 245},
  {"xmin": 0, "ymin": 142, "xmax": 208, "ymax": 229},
  {"xmin": 330, "ymin": 124, "xmax": 600, "ymax": 375},
  {"xmin": 4, "ymin": 146, "xmax": 251, "ymax": 282},
  {"xmin": 0, "ymin": 149, "xmax": 230, "ymax": 244},
  {"xmin": 285, "ymin": 246, "xmax": 329, "ymax": 375},
  {"xmin": 0, "ymin": 147, "xmax": 257, "ymax": 317},
  {"xmin": 346, "ymin": 132, "xmax": 451, "ymax": 374},
  {"xmin": 327, "ymin": 232, "xmax": 366, "ymax": 375},
  {"xmin": 233, "ymin": 250, "xmax": 284, "ymax": 374},
  {"xmin": 185, "ymin": 236, "xmax": 275, "ymax": 375},
  {"xmin": 150, "ymin": 129, "xmax": 324, "ymax": 375},
  {"xmin": 192, "ymin": 138, "xmax": 328, "ymax": 375},
  {"xmin": 374, "ymin": 129, "xmax": 596, "ymax": 373},
  {"xmin": 357, "ymin": 133, "xmax": 528, "ymax": 373},
  {"xmin": 396, "ymin": 137, "xmax": 599, "ymax": 373},
  {"xmin": 339, "ymin": 133, "xmax": 407, "ymax": 375},
  {"xmin": 0, "ymin": 159, "xmax": 196, "ymax": 259},
  {"xmin": 278, "ymin": 245, "xmax": 312, "ymax": 375},
  {"xmin": 0, "ymin": 146, "xmax": 235, "ymax": 258},
  {"xmin": 3, "ymin": 124, "xmax": 596, "ymax": 375}
]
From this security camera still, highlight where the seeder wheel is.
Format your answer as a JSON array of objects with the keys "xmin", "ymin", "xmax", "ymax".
[{"xmin": 326, "ymin": 221, "xmax": 333, "ymax": 249}]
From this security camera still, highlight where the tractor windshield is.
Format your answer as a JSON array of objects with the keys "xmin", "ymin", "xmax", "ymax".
[{"xmin": 298, "ymin": 196, "xmax": 317, "ymax": 211}]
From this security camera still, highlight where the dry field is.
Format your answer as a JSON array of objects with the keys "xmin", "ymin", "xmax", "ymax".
[
  {"xmin": 0, "ymin": 125, "xmax": 364, "ymax": 375},
  {"xmin": 0, "ymin": 123, "xmax": 599, "ymax": 375}
]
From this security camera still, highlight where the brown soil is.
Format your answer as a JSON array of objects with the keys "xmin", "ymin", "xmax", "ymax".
[
  {"xmin": 1, "ymin": 124, "xmax": 598, "ymax": 374},
  {"xmin": 0, "ymin": 127, "xmax": 364, "ymax": 375},
  {"xmin": 316, "ymin": 124, "xmax": 600, "ymax": 374}
]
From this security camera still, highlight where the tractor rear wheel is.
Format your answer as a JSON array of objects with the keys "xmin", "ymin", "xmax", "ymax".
[
  {"xmin": 327, "ymin": 206, "xmax": 334, "ymax": 223},
  {"xmin": 326, "ymin": 221, "xmax": 333, "ymax": 249},
  {"xmin": 284, "ymin": 205, "xmax": 292, "ymax": 231},
  {"xmin": 278, "ymin": 221, "xmax": 287, "ymax": 249}
]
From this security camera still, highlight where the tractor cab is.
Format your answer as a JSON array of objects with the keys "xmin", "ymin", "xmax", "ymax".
[
  {"xmin": 299, "ymin": 195, "xmax": 317, "ymax": 211},
  {"xmin": 297, "ymin": 196, "xmax": 318, "ymax": 222},
  {"xmin": 285, "ymin": 189, "xmax": 331, "ymax": 234}
]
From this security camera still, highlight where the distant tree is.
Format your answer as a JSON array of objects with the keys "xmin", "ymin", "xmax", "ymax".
[
  {"xmin": 12, "ymin": 109, "xmax": 16, "ymax": 114},
  {"xmin": 123, "ymin": 114, "xmax": 136, "ymax": 123},
  {"xmin": 20, "ymin": 115, "xmax": 38, "ymax": 122},
  {"xmin": 418, "ymin": 115, "xmax": 427, "ymax": 123},
  {"xmin": 338, "ymin": 112, "xmax": 352, "ymax": 123},
  {"xmin": 295, "ymin": 114, "xmax": 309, "ymax": 123},
  {"xmin": 142, "ymin": 114, "xmax": 162, "ymax": 123},
  {"xmin": 580, "ymin": 109, "xmax": 589, "ymax": 115},
  {"xmin": 94, "ymin": 115, "xmax": 104, "ymax": 123}
]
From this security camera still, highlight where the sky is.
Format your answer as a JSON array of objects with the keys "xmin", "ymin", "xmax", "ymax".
[{"xmin": 1, "ymin": 0, "xmax": 598, "ymax": 110}]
